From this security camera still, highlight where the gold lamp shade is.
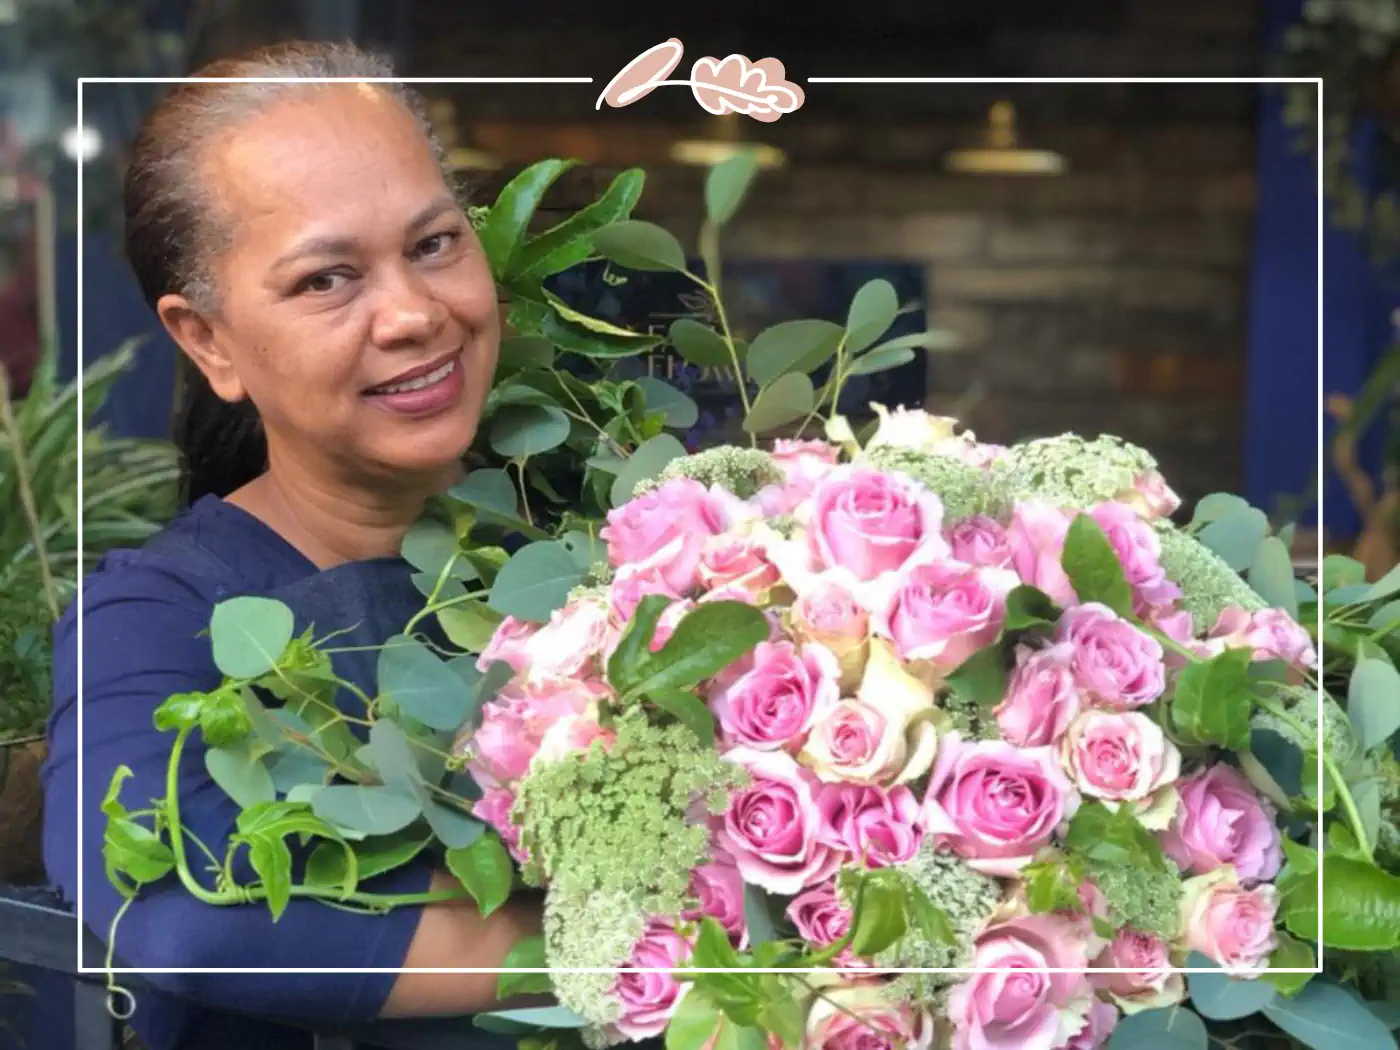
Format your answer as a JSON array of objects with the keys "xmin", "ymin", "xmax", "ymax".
[{"xmin": 944, "ymin": 100, "xmax": 1067, "ymax": 176}]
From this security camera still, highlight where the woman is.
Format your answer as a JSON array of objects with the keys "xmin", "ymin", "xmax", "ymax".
[{"xmin": 41, "ymin": 40, "xmax": 539, "ymax": 1049}]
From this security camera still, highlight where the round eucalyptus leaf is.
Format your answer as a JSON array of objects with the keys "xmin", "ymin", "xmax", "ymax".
[
  {"xmin": 1106, "ymin": 1006, "xmax": 1207, "ymax": 1050},
  {"xmin": 634, "ymin": 377, "xmax": 699, "ymax": 429},
  {"xmin": 311, "ymin": 784, "xmax": 421, "ymax": 836},
  {"xmin": 1262, "ymin": 980, "xmax": 1398, "ymax": 1050},
  {"xmin": 487, "ymin": 541, "xmax": 584, "ymax": 623},
  {"xmin": 845, "ymin": 278, "xmax": 899, "ymax": 351},
  {"xmin": 1187, "ymin": 953, "xmax": 1277, "ymax": 1019},
  {"xmin": 489, "ymin": 403, "xmax": 571, "ymax": 458},
  {"xmin": 610, "ymin": 433, "xmax": 687, "ymax": 507},
  {"xmin": 210, "ymin": 596, "xmax": 295, "ymax": 679},
  {"xmin": 743, "ymin": 373, "xmax": 815, "ymax": 434}
]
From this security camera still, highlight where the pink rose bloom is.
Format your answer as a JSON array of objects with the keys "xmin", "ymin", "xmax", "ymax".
[
  {"xmin": 1058, "ymin": 603, "xmax": 1165, "ymax": 709},
  {"xmin": 1181, "ymin": 870, "xmax": 1278, "ymax": 974},
  {"xmin": 1091, "ymin": 929, "xmax": 1185, "ymax": 1010},
  {"xmin": 713, "ymin": 640, "xmax": 840, "ymax": 751},
  {"xmin": 1007, "ymin": 500, "xmax": 1077, "ymax": 605},
  {"xmin": 770, "ymin": 438, "xmax": 840, "ymax": 498},
  {"xmin": 1063, "ymin": 1000, "xmax": 1119, "ymax": 1050},
  {"xmin": 523, "ymin": 597, "xmax": 617, "ymax": 680},
  {"xmin": 1126, "ymin": 470, "xmax": 1180, "ymax": 520},
  {"xmin": 807, "ymin": 466, "xmax": 947, "ymax": 582},
  {"xmin": 923, "ymin": 734, "xmax": 1078, "ymax": 876},
  {"xmin": 477, "ymin": 616, "xmax": 538, "ymax": 675},
  {"xmin": 1208, "ymin": 606, "xmax": 1317, "ymax": 670},
  {"xmin": 601, "ymin": 477, "xmax": 729, "ymax": 593},
  {"xmin": 791, "ymin": 579, "xmax": 869, "ymax": 652},
  {"xmin": 1061, "ymin": 710, "xmax": 1180, "ymax": 803},
  {"xmin": 995, "ymin": 642, "xmax": 1081, "ymax": 747},
  {"xmin": 876, "ymin": 560, "xmax": 1017, "ymax": 668},
  {"xmin": 1161, "ymin": 764, "xmax": 1282, "ymax": 884},
  {"xmin": 805, "ymin": 981, "xmax": 935, "ymax": 1050},
  {"xmin": 948, "ymin": 514, "xmax": 1015, "ymax": 568},
  {"xmin": 684, "ymin": 856, "xmax": 748, "ymax": 945},
  {"xmin": 947, "ymin": 913, "xmax": 1094, "ymax": 1050},
  {"xmin": 464, "ymin": 678, "xmax": 608, "ymax": 789},
  {"xmin": 815, "ymin": 783, "xmax": 923, "ymax": 867},
  {"xmin": 699, "ymin": 533, "xmax": 782, "ymax": 600},
  {"xmin": 608, "ymin": 565, "xmax": 684, "ymax": 623},
  {"xmin": 785, "ymin": 880, "xmax": 853, "ymax": 948},
  {"xmin": 533, "ymin": 704, "xmax": 614, "ymax": 766},
  {"xmin": 1089, "ymin": 502, "xmax": 1181, "ymax": 610},
  {"xmin": 718, "ymin": 748, "xmax": 840, "ymax": 894},
  {"xmin": 609, "ymin": 920, "xmax": 693, "ymax": 1040},
  {"xmin": 472, "ymin": 787, "xmax": 527, "ymax": 864},
  {"xmin": 801, "ymin": 698, "xmax": 928, "ymax": 785}
]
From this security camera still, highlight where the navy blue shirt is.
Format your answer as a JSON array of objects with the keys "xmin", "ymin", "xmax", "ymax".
[{"xmin": 42, "ymin": 496, "xmax": 438, "ymax": 1050}]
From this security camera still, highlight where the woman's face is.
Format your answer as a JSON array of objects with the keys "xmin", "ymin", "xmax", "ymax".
[{"xmin": 183, "ymin": 85, "xmax": 499, "ymax": 485}]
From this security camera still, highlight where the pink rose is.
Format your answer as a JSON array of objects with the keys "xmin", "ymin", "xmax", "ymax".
[
  {"xmin": 785, "ymin": 880, "xmax": 853, "ymax": 948},
  {"xmin": 463, "ymin": 678, "xmax": 608, "ymax": 789},
  {"xmin": 790, "ymin": 578, "xmax": 870, "ymax": 691},
  {"xmin": 523, "ymin": 596, "xmax": 617, "ymax": 680},
  {"xmin": 947, "ymin": 913, "xmax": 1094, "ymax": 1050},
  {"xmin": 477, "ymin": 616, "xmax": 538, "ymax": 675},
  {"xmin": 1064, "ymin": 1000, "xmax": 1119, "ymax": 1050},
  {"xmin": 684, "ymin": 856, "xmax": 748, "ymax": 945},
  {"xmin": 718, "ymin": 748, "xmax": 840, "ymax": 894},
  {"xmin": 948, "ymin": 515, "xmax": 1015, "ymax": 568},
  {"xmin": 1058, "ymin": 603, "xmax": 1165, "ymax": 709},
  {"xmin": 1161, "ymin": 764, "xmax": 1282, "ymax": 884},
  {"xmin": 472, "ymin": 787, "xmax": 526, "ymax": 863},
  {"xmin": 609, "ymin": 920, "xmax": 693, "ymax": 1040},
  {"xmin": 608, "ymin": 565, "xmax": 684, "ymax": 623},
  {"xmin": 923, "ymin": 734, "xmax": 1078, "ymax": 876},
  {"xmin": 805, "ymin": 981, "xmax": 935, "ymax": 1050},
  {"xmin": 995, "ymin": 642, "xmax": 1081, "ymax": 747},
  {"xmin": 800, "ymin": 698, "xmax": 933, "ymax": 785},
  {"xmin": 533, "ymin": 702, "xmax": 614, "ymax": 766},
  {"xmin": 1091, "ymin": 929, "xmax": 1185, "ymax": 1011},
  {"xmin": 1208, "ymin": 606, "xmax": 1317, "ymax": 670},
  {"xmin": 1007, "ymin": 501, "xmax": 1077, "ymax": 605},
  {"xmin": 807, "ymin": 466, "xmax": 947, "ymax": 582},
  {"xmin": 771, "ymin": 439, "xmax": 839, "ymax": 492},
  {"xmin": 1125, "ymin": 470, "xmax": 1180, "ymax": 520},
  {"xmin": 1061, "ymin": 710, "xmax": 1180, "ymax": 802},
  {"xmin": 699, "ymin": 533, "xmax": 782, "ymax": 600},
  {"xmin": 1088, "ymin": 503, "xmax": 1181, "ymax": 610},
  {"xmin": 713, "ymin": 640, "xmax": 839, "ymax": 751},
  {"xmin": 1180, "ymin": 870, "xmax": 1278, "ymax": 974},
  {"xmin": 815, "ymin": 783, "xmax": 923, "ymax": 867},
  {"xmin": 876, "ymin": 560, "xmax": 1017, "ymax": 668},
  {"xmin": 601, "ymin": 477, "xmax": 729, "ymax": 593}
]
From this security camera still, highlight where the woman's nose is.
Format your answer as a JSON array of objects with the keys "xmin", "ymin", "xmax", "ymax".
[{"xmin": 370, "ymin": 268, "xmax": 450, "ymax": 347}]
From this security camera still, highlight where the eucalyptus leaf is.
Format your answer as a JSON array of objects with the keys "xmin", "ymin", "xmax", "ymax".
[
  {"xmin": 489, "ymin": 403, "xmax": 571, "ymax": 459},
  {"xmin": 847, "ymin": 345, "xmax": 916, "ymax": 376},
  {"xmin": 743, "ymin": 373, "xmax": 815, "ymax": 434},
  {"xmin": 1262, "ymin": 980, "xmax": 1398, "ymax": 1050},
  {"xmin": 400, "ymin": 519, "xmax": 475, "ymax": 582},
  {"xmin": 437, "ymin": 601, "xmax": 505, "ymax": 654},
  {"xmin": 377, "ymin": 635, "xmax": 473, "ymax": 731},
  {"xmin": 494, "ymin": 335, "xmax": 555, "ymax": 378},
  {"xmin": 1249, "ymin": 536, "xmax": 1300, "ymax": 617},
  {"xmin": 1190, "ymin": 492, "xmax": 1254, "ymax": 528},
  {"xmin": 705, "ymin": 150, "xmax": 761, "ymax": 226},
  {"xmin": 591, "ymin": 220, "xmax": 687, "ymax": 272},
  {"xmin": 1349, "ymin": 658, "xmax": 1400, "ymax": 750},
  {"xmin": 205, "ymin": 742, "xmax": 276, "ymax": 809},
  {"xmin": 1187, "ymin": 952, "xmax": 1277, "ymax": 1019},
  {"xmin": 476, "ymin": 1006, "xmax": 589, "ymax": 1030},
  {"xmin": 634, "ymin": 377, "xmax": 699, "ymax": 429},
  {"xmin": 670, "ymin": 318, "xmax": 733, "ymax": 369},
  {"xmin": 845, "ymin": 279, "xmax": 899, "ymax": 352},
  {"xmin": 1363, "ymin": 561, "xmax": 1400, "ymax": 602},
  {"xmin": 746, "ymin": 320, "xmax": 843, "ymax": 386},
  {"xmin": 611, "ymin": 433, "xmax": 688, "ymax": 506},
  {"xmin": 487, "ymin": 541, "xmax": 584, "ymax": 622},
  {"xmin": 1106, "ymin": 1006, "xmax": 1207, "ymax": 1050},
  {"xmin": 311, "ymin": 784, "xmax": 421, "ymax": 836},
  {"xmin": 1196, "ymin": 510, "xmax": 1270, "ymax": 571},
  {"xmin": 210, "ymin": 596, "xmax": 295, "ymax": 679}
]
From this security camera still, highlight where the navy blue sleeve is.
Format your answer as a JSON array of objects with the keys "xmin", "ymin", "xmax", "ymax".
[{"xmin": 41, "ymin": 558, "xmax": 432, "ymax": 1024}]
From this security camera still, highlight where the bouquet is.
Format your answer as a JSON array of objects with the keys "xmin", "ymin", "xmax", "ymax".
[{"xmin": 452, "ymin": 407, "xmax": 1320, "ymax": 1050}]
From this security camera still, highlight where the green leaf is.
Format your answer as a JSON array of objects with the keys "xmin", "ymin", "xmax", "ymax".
[
  {"xmin": 1061, "ymin": 514, "xmax": 1133, "ymax": 615},
  {"xmin": 1261, "ymin": 931, "xmax": 1315, "ymax": 996},
  {"xmin": 210, "ymin": 596, "xmax": 295, "ymax": 679},
  {"xmin": 944, "ymin": 644, "xmax": 1008, "ymax": 707},
  {"xmin": 904, "ymin": 882, "xmax": 956, "ymax": 944},
  {"xmin": 1187, "ymin": 952, "xmax": 1277, "ymax": 1019},
  {"xmin": 844, "ymin": 279, "xmax": 899, "ymax": 352},
  {"xmin": 756, "ymin": 995, "xmax": 805, "ymax": 1050},
  {"xmin": 1262, "ymin": 980, "xmax": 1398, "ymax": 1050},
  {"xmin": 478, "ymin": 159, "xmax": 578, "ymax": 280},
  {"xmin": 1363, "ymin": 561, "xmax": 1400, "ymax": 602},
  {"xmin": 746, "ymin": 319, "xmax": 843, "ymax": 386},
  {"xmin": 743, "ymin": 373, "xmax": 815, "ymax": 434},
  {"xmin": 199, "ymin": 688, "xmax": 254, "ymax": 747},
  {"xmin": 1024, "ymin": 858, "xmax": 1085, "ymax": 914},
  {"xmin": 1319, "ymin": 854, "xmax": 1400, "ymax": 950},
  {"xmin": 846, "ymin": 345, "xmax": 915, "ymax": 376},
  {"xmin": 610, "ymin": 433, "xmax": 687, "ymax": 506},
  {"xmin": 496, "ymin": 934, "xmax": 553, "ymax": 998},
  {"xmin": 489, "ymin": 403, "xmax": 572, "ymax": 459},
  {"xmin": 1065, "ymin": 800, "xmax": 1167, "ymax": 871},
  {"xmin": 634, "ymin": 377, "xmax": 699, "ymax": 429},
  {"xmin": 1106, "ymin": 1007, "xmax": 1207, "ymax": 1050},
  {"xmin": 624, "ymin": 601, "xmax": 770, "ymax": 699},
  {"xmin": 744, "ymin": 884, "xmax": 778, "ymax": 946},
  {"xmin": 670, "ymin": 318, "xmax": 734, "ymax": 369},
  {"xmin": 476, "ymin": 1006, "xmax": 589, "ymax": 1030},
  {"xmin": 232, "ymin": 801, "xmax": 349, "ymax": 920},
  {"xmin": 1278, "ymin": 840, "xmax": 1320, "ymax": 940},
  {"xmin": 1196, "ymin": 510, "xmax": 1270, "ymax": 571},
  {"xmin": 437, "ymin": 601, "xmax": 505, "ymax": 654},
  {"xmin": 560, "ymin": 529, "xmax": 607, "ymax": 571},
  {"xmin": 100, "ymin": 769, "xmax": 176, "ymax": 895},
  {"xmin": 306, "ymin": 830, "xmax": 429, "ymax": 890},
  {"xmin": 205, "ymin": 740, "xmax": 276, "ymax": 808},
  {"xmin": 848, "ymin": 874, "xmax": 907, "ymax": 955},
  {"xmin": 494, "ymin": 335, "xmax": 556, "ymax": 379},
  {"xmin": 1349, "ymin": 658, "xmax": 1400, "ymax": 750},
  {"xmin": 248, "ymin": 835, "xmax": 294, "ymax": 919},
  {"xmin": 451, "ymin": 469, "xmax": 546, "ymax": 538},
  {"xmin": 1171, "ymin": 647, "xmax": 1253, "ymax": 750},
  {"xmin": 514, "ymin": 168, "xmax": 646, "ymax": 278},
  {"xmin": 488, "ymin": 541, "xmax": 584, "ymax": 622},
  {"xmin": 520, "ymin": 299, "xmax": 663, "ymax": 358},
  {"xmin": 1249, "ymin": 536, "xmax": 1300, "ymax": 617},
  {"xmin": 591, "ymin": 220, "xmax": 687, "ymax": 272},
  {"xmin": 1004, "ymin": 584, "xmax": 1059, "ymax": 631},
  {"xmin": 863, "ymin": 330, "xmax": 959, "ymax": 355},
  {"xmin": 542, "ymin": 289, "xmax": 651, "ymax": 340},
  {"xmin": 650, "ymin": 687, "xmax": 717, "ymax": 745},
  {"xmin": 153, "ymin": 691, "xmax": 203, "ymax": 732},
  {"xmin": 705, "ymin": 150, "xmax": 761, "ymax": 226},
  {"xmin": 666, "ymin": 988, "xmax": 721, "ymax": 1050},
  {"xmin": 423, "ymin": 800, "xmax": 486, "ymax": 849},
  {"xmin": 311, "ymin": 784, "xmax": 421, "ymax": 836},
  {"xmin": 401, "ymin": 519, "xmax": 475, "ymax": 582},
  {"xmin": 377, "ymin": 635, "xmax": 472, "ymax": 731},
  {"xmin": 1322, "ymin": 554, "xmax": 1367, "ymax": 591},
  {"xmin": 1190, "ymin": 492, "xmax": 1255, "ymax": 528},
  {"xmin": 445, "ymin": 834, "xmax": 514, "ymax": 917},
  {"xmin": 606, "ymin": 593, "xmax": 672, "ymax": 692},
  {"xmin": 691, "ymin": 916, "xmax": 742, "ymax": 969}
]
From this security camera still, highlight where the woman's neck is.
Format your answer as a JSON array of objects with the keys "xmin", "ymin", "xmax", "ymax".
[{"xmin": 227, "ymin": 457, "xmax": 452, "ymax": 569}]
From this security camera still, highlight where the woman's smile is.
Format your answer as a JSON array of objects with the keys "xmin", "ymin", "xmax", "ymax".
[{"xmin": 362, "ymin": 346, "xmax": 467, "ymax": 418}]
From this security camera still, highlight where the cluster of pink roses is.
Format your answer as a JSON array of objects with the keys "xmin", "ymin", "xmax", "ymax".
[{"xmin": 458, "ymin": 418, "xmax": 1314, "ymax": 1050}]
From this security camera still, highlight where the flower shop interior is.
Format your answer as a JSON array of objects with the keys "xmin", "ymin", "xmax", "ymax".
[{"xmin": 2, "ymin": 1, "xmax": 1397, "ymax": 1049}]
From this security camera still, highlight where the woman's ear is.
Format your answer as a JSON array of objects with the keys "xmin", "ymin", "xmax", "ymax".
[{"xmin": 156, "ymin": 293, "xmax": 246, "ymax": 403}]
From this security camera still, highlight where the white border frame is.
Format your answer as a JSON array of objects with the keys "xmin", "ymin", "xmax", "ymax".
[{"xmin": 76, "ymin": 74, "xmax": 1326, "ymax": 978}]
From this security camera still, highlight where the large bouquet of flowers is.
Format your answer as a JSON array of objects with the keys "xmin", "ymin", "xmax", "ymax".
[{"xmin": 453, "ymin": 407, "xmax": 1320, "ymax": 1050}]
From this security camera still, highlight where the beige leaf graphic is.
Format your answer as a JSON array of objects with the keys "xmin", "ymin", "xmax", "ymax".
[
  {"xmin": 596, "ymin": 38, "xmax": 686, "ymax": 110},
  {"xmin": 690, "ymin": 54, "xmax": 805, "ymax": 122}
]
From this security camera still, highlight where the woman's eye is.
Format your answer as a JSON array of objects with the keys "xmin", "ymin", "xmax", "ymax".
[
  {"xmin": 295, "ymin": 270, "xmax": 350, "ymax": 295},
  {"xmin": 412, "ymin": 230, "xmax": 460, "ymax": 259}
]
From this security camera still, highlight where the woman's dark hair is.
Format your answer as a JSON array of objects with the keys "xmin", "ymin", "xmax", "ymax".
[{"xmin": 122, "ymin": 39, "xmax": 448, "ymax": 505}]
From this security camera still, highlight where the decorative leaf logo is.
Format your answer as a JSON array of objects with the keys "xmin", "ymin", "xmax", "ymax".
[{"xmin": 596, "ymin": 39, "xmax": 805, "ymax": 122}]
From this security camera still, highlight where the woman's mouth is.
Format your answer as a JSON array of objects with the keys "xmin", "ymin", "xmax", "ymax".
[{"xmin": 364, "ymin": 350, "xmax": 465, "ymax": 417}]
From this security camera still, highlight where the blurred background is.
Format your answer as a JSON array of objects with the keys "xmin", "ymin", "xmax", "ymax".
[{"xmin": 0, "ymin": 0, "xmax": 1388, "ymax": 1043}]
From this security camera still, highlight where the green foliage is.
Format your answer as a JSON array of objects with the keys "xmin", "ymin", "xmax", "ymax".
[
  {"xmin": 1061, "ymin": 513, "xmax": 1134, "ymax": 615},
  {"xmin": 1172, "ymin": 647, "xmax": 1255, "ymax": 750}
]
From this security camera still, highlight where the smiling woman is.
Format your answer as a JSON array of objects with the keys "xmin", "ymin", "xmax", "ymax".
[{"xmin": 40, "ymin": 40, "xmax": 537, "ymax": 1050}]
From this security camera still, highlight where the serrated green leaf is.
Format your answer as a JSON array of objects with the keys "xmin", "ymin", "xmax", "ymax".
[
  {"xmin": 445, "ymin": 834, "xmax": 514, "ymax": 917},
  {"xmin": 624, "ymin": 601, "xmax": 770, "ymax": 699},
  {"xmin": 496, "ymin": 934, "xmax": 553, "ymax": 998},
  {"xmin": 1061, "ymin": 514, "xmax": 1133, "ymax": 615},
  {"xmin": 1172, "ymin": 647, "xmax": 1253, "ymax": 750}
]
